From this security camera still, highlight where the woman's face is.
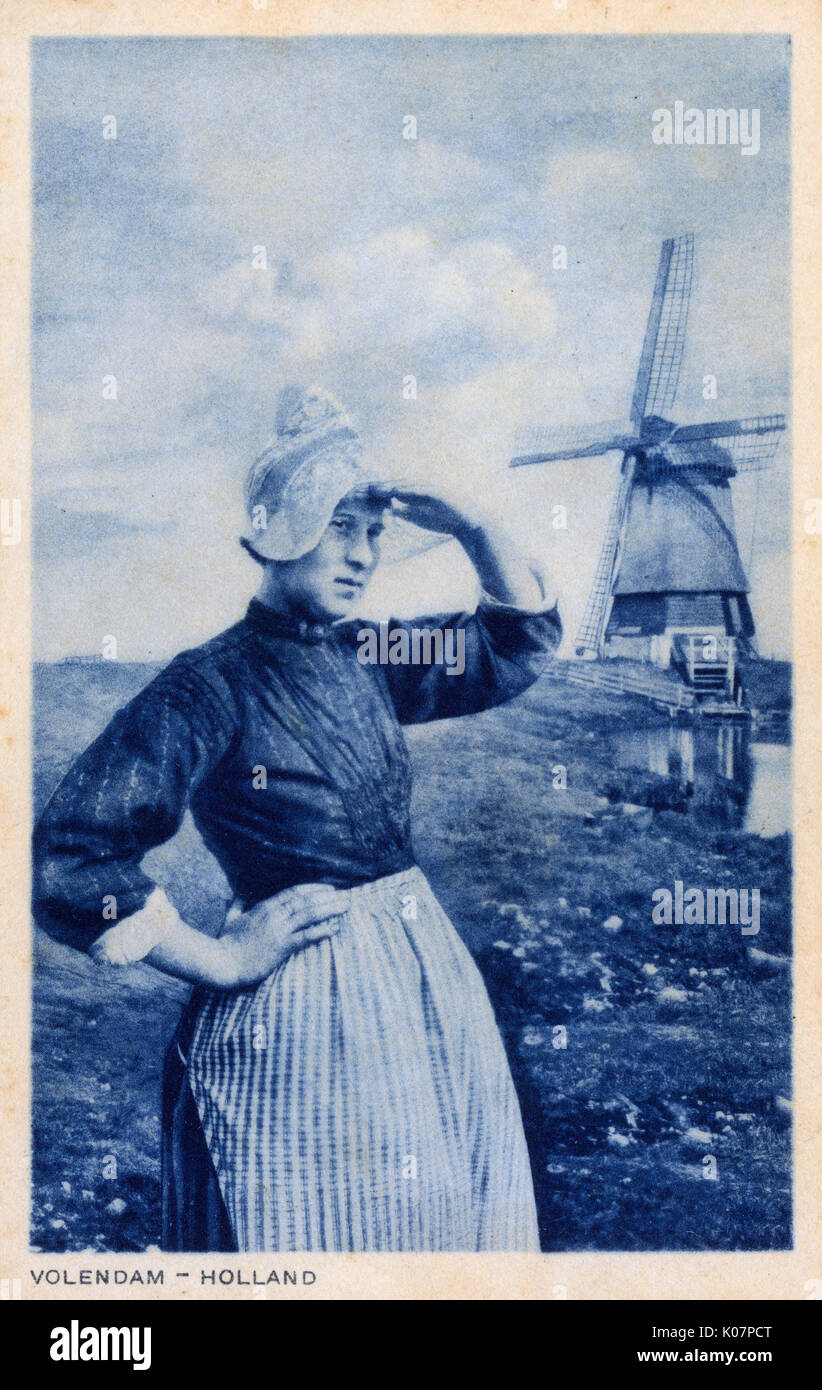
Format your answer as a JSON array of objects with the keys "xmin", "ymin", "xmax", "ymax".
[{"xmin": 273, "ymin": 494, "xmax": 386, "ymax": 621}]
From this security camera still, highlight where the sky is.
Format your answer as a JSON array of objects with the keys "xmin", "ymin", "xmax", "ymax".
[{"xmin": 32, "ymin": 35, "xmax": 791, "ymax": 661}]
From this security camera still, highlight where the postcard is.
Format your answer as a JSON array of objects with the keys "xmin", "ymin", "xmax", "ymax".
[{"xmin": 0, "ymin": 0, "xmax": 819, "ymax": 1318}]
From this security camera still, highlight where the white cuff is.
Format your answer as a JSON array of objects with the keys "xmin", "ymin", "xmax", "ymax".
[
  {"xmin": 478, "ymin": 561, "xmax": 558, "ymax": 615},
  {"xmin": 89, "ymin": 887, "xmax": 183, "ymax": 966},
  {"xmin": 479, "ymin": 586, "xmax": 559, "ymax": 615}
]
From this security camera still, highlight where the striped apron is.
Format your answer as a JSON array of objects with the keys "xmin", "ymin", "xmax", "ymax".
[{"xmin": 184, "ymin": 867, "xmax": 539, "ymax": 1252}]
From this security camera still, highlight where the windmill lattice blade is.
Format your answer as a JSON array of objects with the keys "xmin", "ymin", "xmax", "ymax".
[
  {"xmin": 575, "ymin": 459, "xmax": 636, "ymax": 656},
  {"xmin": 511, "ymin": 420, "xmax": 637, "ymax": 466},
  {"xmin": 722, "ymin": 432, "xmax": 784, "ymax": 473},
  {"xmin": 669, "ymin": 414, "xmax": 786, "ymax": 443},
  {"xmin": 631, "ymin": 234, "xmax": 694, "ymax": 426},
  {"xmin": 665, "ymin": 414, "xmax": 786, "ymax": 472}
]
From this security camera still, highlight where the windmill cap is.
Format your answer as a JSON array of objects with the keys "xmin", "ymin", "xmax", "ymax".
[{"xmin": 242, "ymin": 386, "xmax": 388, "ymax": 561}]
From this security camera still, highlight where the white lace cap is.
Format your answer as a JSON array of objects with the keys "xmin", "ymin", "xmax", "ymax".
[{"xmin": 243, "ymin": 386, "xmax": 386, "ymax": 561}]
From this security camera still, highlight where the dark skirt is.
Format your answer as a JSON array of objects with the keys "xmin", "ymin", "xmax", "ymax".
[{"xmin": 161, "ymin": 993, "xmax": 236, "ymax": 1253}]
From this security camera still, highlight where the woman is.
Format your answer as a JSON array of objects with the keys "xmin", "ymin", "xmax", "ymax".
[{"xmin": 33, "ymin": 386, "xmax": 562, "ymax": 1253}]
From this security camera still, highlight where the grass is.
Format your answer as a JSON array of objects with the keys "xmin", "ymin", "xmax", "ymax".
[{"xmin": 31, "ymin": 659, "xmax": 792, "ymax": 1252}]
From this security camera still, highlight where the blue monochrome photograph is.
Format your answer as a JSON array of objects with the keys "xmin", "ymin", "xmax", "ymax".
[{"xmin": 30, "ymin": 35, "xmax": 791, "ymax": 1255}]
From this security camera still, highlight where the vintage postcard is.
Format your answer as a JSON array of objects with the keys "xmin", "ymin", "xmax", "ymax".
[{"xmin": 1, "ymin": 0, "xmax": 820, "ymax": 1321}]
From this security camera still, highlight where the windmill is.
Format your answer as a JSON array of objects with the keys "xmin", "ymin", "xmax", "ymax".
[{"xmin": 510, "ymin": 234, "xmax": 785, "ymax": 703}]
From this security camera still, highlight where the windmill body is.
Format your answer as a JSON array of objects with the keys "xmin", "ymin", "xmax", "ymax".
[
  {"xmin": 604, "ymin": 439, "xmax": 755, "ymax": 692},
  {"xmin": 511, "ymin": 236, "xmax": 784, "ymax": 706}
]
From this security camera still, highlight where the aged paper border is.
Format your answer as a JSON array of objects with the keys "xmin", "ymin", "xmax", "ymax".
[{"xmin": 1, "ymin": 0, "xmax": 818, "ymax": 1301}]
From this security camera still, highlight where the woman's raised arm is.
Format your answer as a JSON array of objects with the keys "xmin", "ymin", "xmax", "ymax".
[
  {"xmin": 386, "ymin": 485, "xmax": 557, "ymax": 611},
  {"xmin": 352, "ymin": 485, "xmax": 562, "ymax": 725}
]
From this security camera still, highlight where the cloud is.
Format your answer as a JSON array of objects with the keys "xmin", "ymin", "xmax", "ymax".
[
  {"xmin": 541, "ymin": 145, "xmax": 649, "ymax": 212},
  {"xmin": 30, "ymin": 36, "xmax": 791, "ymax": 660},
  {"xmin": 387, "ymin": 137, "xmax": 496, "ymax": 208},
  {"xmin": 199, "ymin": 226, "xmax": 557, "ymax": 367},
  {"xmin": 33, "ymin": 502, "xmax": 162, "ymax": 555}
]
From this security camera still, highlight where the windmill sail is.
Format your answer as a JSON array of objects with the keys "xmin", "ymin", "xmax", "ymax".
[
  {"xmin": 511, "ymin": 420, "xmax": 637, "ymax": 466},
  {"xmin": 630, "ymin": 234, "xmax": 694, "ymax": 427},
  {"xmin": 575, "ymin": 459, "xmax": 636, "ymax": 656},
  {"xmin": 665, "ymin": 414, "xmax": 786, "ymax": 472}
]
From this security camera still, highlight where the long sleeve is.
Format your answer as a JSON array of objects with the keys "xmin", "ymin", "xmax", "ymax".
[
  {"xmin": 359, "ymin": 599, "xmax": 562, "ymax": 726},
  {"xmin": 32, "ymin": 661, "xmax": 237, "ymax": 953}
]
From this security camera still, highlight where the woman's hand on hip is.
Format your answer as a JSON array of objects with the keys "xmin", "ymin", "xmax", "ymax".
[{"xmin": 218, "ymin": 883, "xmax": 350, "ymax": 988}]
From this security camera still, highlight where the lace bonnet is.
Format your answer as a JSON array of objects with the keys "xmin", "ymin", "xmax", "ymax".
[{"xmin": 243, "ymin": 386, "xmax": 385, "ymax": 561}]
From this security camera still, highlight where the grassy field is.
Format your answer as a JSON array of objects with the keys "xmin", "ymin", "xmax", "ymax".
[{"xmin": 31, "ymin": 659, "xmax": 791, "ymax": 1252}]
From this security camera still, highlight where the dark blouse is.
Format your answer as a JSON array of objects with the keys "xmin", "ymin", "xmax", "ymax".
[{"xmin": 33, "ymin": 598, "xmax": 561, "ymax": 952}]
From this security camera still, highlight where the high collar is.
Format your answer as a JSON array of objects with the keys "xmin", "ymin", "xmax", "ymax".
[{"xmin": 245, "ymin": 598, "xmax": 336, "ymax": 645}]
